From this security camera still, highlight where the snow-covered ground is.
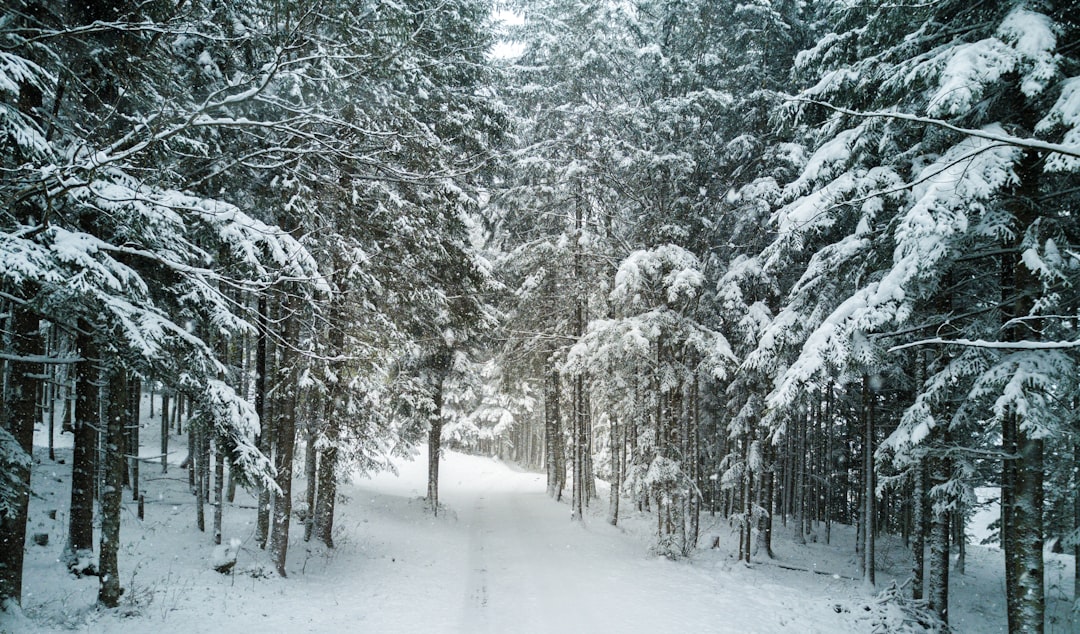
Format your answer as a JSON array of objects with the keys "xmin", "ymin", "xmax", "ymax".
[{"xmin": 3, "ymin": 395, "xmax": 1077, "ymax": 633}]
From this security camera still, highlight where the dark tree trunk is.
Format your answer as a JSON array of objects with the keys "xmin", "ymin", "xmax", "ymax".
[
  {"xmin": 269, "ymin": 292, "xmax": 299, "ymax": 577},
  {"xmin": 1074, "ymin": 439, "xmax": 1080, "ymax": 602},
  {"xmin": 255, "ymin": 293, "xmax": 272, "ymax": 549},
  {"xmin": 160, "ymin": 389, "xmax": 168, "ymax": 474},
  {"xmin": 912, "ymin": 460, "xmax": 927, "ymax": 601},
  {"xmin": 428, "ymin": 378, "xmax": 444, "ymax": 515},
  {"xmin": 927, "ymin": 456, "xmax": 951, "ymax": 625},
  {"xmin": 0, "ymin": 307, "xmax": 40, "ymax": 607},
  {"xmin": 313, "ymin": 413, "xmax": 338, "ymax": 548},
  {"xmin": 213, "ymin": 436, "xmax": 225, "ymax": 545},
  {"xmin": 98, "ymin": 366, "xmax": 126, "ymax": 607},
  {"xmin": 186, "ymin": 415, "xmax": 196, "ymax": 492},
  {"xmin": 571, "ymin": 372, "xmax": 586, "ymax": 521},
  {"xmin": 195, "ymin": 422, "xmax": 205, "ymax": 532},
  {"xmin": 65, "ymin": 326, "xmax": 98, "ymax": 576},
  {"xmin": 128, "ymin": 376, "xmax": 140, "ymax": 501},
  {"xmin": 303, "ymin": 416, "xmax": 317, "ymax": 542},
  {"xmin": 862, "ymin": 374, "xmax": 875, "ymax": 587},
  {"xmin": 608, "ymin": 418, "xmax": 620, "ymax": 525}
]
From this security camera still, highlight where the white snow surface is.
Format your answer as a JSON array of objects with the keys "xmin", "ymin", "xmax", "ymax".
[{"xmin": 7, "ymin": 395, "xmax": 1077, "ymax": 633}]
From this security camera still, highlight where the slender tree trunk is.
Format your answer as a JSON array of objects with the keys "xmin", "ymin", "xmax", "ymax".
[
  {"xmin": 571, "ymin": 372, "xmax": 585, "ymax": 521},
  {"xmin": 0, "ymin": 307, "xmax": 39, "ymax": 607},
  {"xmin": 255, "ymin": 293, "xmax": 272, "ymax": 548},
  {"xmin": 160, "ymin": 390, "xmax": 168, "ymax": 474},
  {"xmin": 313, "ymin": 411, "xmax": 338, "ymax": 548},
  {"xmin": 756, "ymin": 442, "xmax": 775, "ymax": 559},
  {"xmin": 186, "ymin": 416, "xmax": 196, "ymax": 492},
  {"xmin": 608, "ymin": 418, "xmax": 620, "ymax": 525},
  {"xmin": 303, "ymin": 415, "xmax": 317, "ymax": 542},
  {"xmin": 863, "ymin": 374, "xmax": 876, "ymax": 588},
  {"xmin": 824, "ymin": 381, "xmax": 834, "ymax": 545},
  {"xmin": 269, "ymin": 292, "xmax": 299, "ymax": 577},
  {"xmin": 1074, "ymin": 438, "xmax": 1080, "ymax": 602},
  {"xmin": 195, "ymin": 422, "xmax": 205, "ymax": 532},
  {"xmin": 213, "ymin": 436, "xmax": 224, "ymax": 545},
  {"xmin": 912, "ymin": 459, "xmax": 927, "ymax": 601},
  {"xmin": 553, "ymin": 367, "xmax": 565, "ymax": 500},
  {"xmin": 795, "ymin": 412, "xmax": 807, "ymax": 545},
  {"xmin": 46, "ymin": 330, "xmax": 57, "ymax": 463},
  {"xmin": 927, "ymin": 456, "xmax": 950, "ymax": 625},
  {"xmin": 428, "ymin": 369, "xmax": 445, "ymax": 515},
  {"xmin": 98, "ymin": 366, "xmax": 126, "ymax": 607},
  {"xmin": 65, "ymin": 326, "xmax": 98, "ymax": 576},
  {"xmin": 129, "ymin": 376, "xmax": 140, "ymax": 502},
  {"xmin": 953, "ymin": 508, "xmax": 966, "ymax": 575}
]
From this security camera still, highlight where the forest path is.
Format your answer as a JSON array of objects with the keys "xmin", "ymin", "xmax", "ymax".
[{"xmin": 352, "ymin": 449, "xmax": 855, "ymax": 633}]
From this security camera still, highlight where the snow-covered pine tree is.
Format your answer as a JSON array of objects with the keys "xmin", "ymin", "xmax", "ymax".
[{"xmin": 758, "ymin": 0, "xmax": 1080, "ymax": 626}]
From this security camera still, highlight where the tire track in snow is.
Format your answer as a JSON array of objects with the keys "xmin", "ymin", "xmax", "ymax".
[{"xmin": 460, "ymin": 495, "xmax": 492, "ymax": 632}]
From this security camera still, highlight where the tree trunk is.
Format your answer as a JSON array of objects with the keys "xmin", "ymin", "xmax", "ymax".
[
  {"xmin": 912, "ymin": 459, "xmax": 927, "ymax": 601},
  {"xmin": 862, "ymin": 374, "xmax": 876, "ymax": 588},
  {"xmin": 756, "ymin": 442, "xmax": 775, "ymax": 559},
  {"xmin": 428, "ymin": 374, "xmax": 445, "ymax": 515},
  {"xmin": 927, "ymin": 456, "xmax": 950, "ymax": 626},
  {"xmin": 160, "ymin": 390, "xmax": 168, "ymax": 474},
  {"xmin": 195, "ymin": 422, "xmax": 205, "ymax": 532},
  {"xmin": 1000, "ymin": 144, "xmax": 1045, "ymax": 633},
  {"xmin": 571, "ymin": 372, "xmax": 585, "ymax": 521},
  {"xmin": 269, "ymin": 292, "xmax": 299, "ymax": 577},
  {"xmin": 303, "ymin": 416, "xmax": 317, "ymax": 542},
  {"xmin": 0, "ymin": 307, "xmax": 40, "ymax": 607},
  {"xmin": 213, "ymin": 436, "xmax": 224, "ymax": 545},
  {"xmin": 1074, "ymin": 438, "xmax": 1079, "ymax": 602},
  {"xmin": 608, "ymin": 418, "xmax": 620, "ymax": 525},
  {"xmin": 98, "ymin": 366, "xmax": 126, "ymax": 607},
  {"xmin": 313, "ymin": 413, "xmax": 338, "ymax": 548},
  {"xmin": 186, "ymin": 415, "xmax": 196, "ymax": 492},
  {"xmin": 129, "ymin": 376, "xmax": 140, "ymax": 501},
  {"xmin": 65, "ymin": 326, "xmax": 98, "ymax": 576},
  {"xmin": 255, "ymin": 293, "xmax": 272, "ymax": 548},
  {"xmin": 1012, "ymin": 434, "xmax": 1044, "ymax": 632}
]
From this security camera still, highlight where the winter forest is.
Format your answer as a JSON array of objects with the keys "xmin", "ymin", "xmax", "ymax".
[{"xmin": 1, "ymin": 0, "xmax": 1079, "ymax": 632}]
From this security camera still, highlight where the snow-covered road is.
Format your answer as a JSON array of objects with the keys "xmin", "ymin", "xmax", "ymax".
[
  {"xmin": 348, "ymin": 450, "xmax": 859, "ymax": 634},
  {"xmin": 12, "ymin": 444, "xmax": 867, "ymax": 633}
]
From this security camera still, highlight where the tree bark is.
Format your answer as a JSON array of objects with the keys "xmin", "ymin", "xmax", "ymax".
[
  {"xmin": 427, "ymin": 358, "xmax": 447, "ymax": 516},
  {"xmin": 303, "ymin": 414, "xmax": 317, "ymax": 542},
  {"xmin": 213, "ymin": 436, "xmax": 224, "ymax": 545},
  {"xmin": 313, "ymin": 412, "xmax": 338, "ymax": 548},
  {"xmin": 862, "ymin": 374, "xmax": 876, "ymax": 588},
  {"xmin": 269, "ymin": 291, "xmax": 299, "ymax": 577},
  {"xmin": 927, "ymin": 456, "xmax": 950, "ymax": 625},
  {"xmin": 98, "ymin": 365, "xmax": 126, "ymax": 607},
  {"xmin": 608, "ymin": 418, "xmax": 620, "ymax": 526},
  {"xmin": 65, "ymin": 326, "xmax": 98, "ymax": 576},
  {"xmin": 128, "ymin": 376, "xmax": 140, "ymax": 501},
  {"xmin": 195, "ymin": 422, "xmax": 205, "ymax": 533},
  {"xmin": 0, "ymin": 307, "xmax": 39, "ymax": 607},
  {"xmin": 912, "ymin": 459, "xmax": 927, "ymax": 601},
  {"xmin": 255, "ymin": 293, "xmax": 272, "ymax": 548}
]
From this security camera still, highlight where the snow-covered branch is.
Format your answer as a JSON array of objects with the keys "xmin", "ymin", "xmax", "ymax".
[
  {"xmin": 789, "ymin": 96, "xmax": 1080, "ymax": 160},
  {"xmin": 889, "ymin": 337, "xmax": 1080, "ymax": 352}
]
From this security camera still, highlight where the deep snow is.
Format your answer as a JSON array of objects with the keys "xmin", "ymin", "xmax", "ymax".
[{"xmin": 3, "ymin": 394, "xmax": 1077, "ymax": 633}]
